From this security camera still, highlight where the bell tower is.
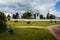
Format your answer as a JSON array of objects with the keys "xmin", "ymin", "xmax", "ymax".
[{"xmin": 35, "ymin": 10, "xmax": 40, "ymax": 19}]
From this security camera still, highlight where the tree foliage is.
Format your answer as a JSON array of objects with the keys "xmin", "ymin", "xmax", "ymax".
[
  {"xmin": 15, "ymin": 12, "xmax": 19, "ymax": 19},
  {"xmin": 40, "ymin": 15, "xmax": 44, "ymax": 19},
  {"xmin": 50, "ymin": 15, "xmax": 56, "ymax": 19},
  {"xmin": 46, "ymin": 12, "xmax": 56, "ymax": 19},
  {"xmin": 0, "ymin": 12, "xmax": 7, "ymax": 31},
  {"xmin": 46, "ymin": 13, "xmax": 50, "ymax": 19},
  {"xmin": 0, "ymin": 12, "xmax": 6, "ymax": 21},
  {"xmin": 12, "ymin": 12, "xmax": 19, "ymax": 19},
  {"xmin": 0, "ymin": 21, "xmax": 6, "ymax": 31},
  {"xmin": 7, "ymin": 14, "xmax": 11, "ymax": 20},
  {"xmin": 22, "ymin": 12, "xmax": 32, "ymax": 19}
]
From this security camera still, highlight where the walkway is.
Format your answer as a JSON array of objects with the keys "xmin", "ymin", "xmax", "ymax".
[
  {"xmin": 47, "ymin": 25, "xmax": 60, "ymax": 40},
  {"xmin": 16, "ymin": 25, "xmax": 60, "ymax": 40},
  {"xmin": 16, "ymin": 26, "xmax": 47, "ymax": 28}
]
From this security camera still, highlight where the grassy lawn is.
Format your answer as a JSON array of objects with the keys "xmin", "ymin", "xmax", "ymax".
[
  {"xmin": 7, "ymin": 21, "xmax": 60, "ymax": 26},
  {"xmin": 0, "ymin": 28, "xmax": 56, "ymax": 40}
]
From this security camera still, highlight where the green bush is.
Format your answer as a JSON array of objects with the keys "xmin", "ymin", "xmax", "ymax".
[
  {"xmin": 0, "ymin": 12, "xmax": 7, "ymax": 31},
  {"xmin": 0, "ymin": 21, "xmax": 7, "ymax": 31}
]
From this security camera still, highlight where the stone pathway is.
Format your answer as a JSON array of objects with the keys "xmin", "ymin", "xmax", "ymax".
[{"xmin": 16, "ymin": 25, "xmax": 60, "ymax": 40}]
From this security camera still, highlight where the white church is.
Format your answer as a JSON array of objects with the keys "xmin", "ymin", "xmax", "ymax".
[{"xmin": 28, "ymin": 10, "xmax": 40, "ymax": 19}]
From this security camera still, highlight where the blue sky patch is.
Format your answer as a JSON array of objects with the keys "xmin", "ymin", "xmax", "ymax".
[{"xmin": 55, "ymin": 1, "xmax": 60, "ymax": 12}]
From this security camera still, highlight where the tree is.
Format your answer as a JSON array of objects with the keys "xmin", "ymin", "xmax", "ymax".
[
  {"xmin": 7, "ymin": 14, "xmax": 11, "ymax": 20},
  {"xmin": 12, "ymin": 12, "xmax": 19, "ymax": 19},
  {"xmin": 46, "ymin": 12, "xmax": 56, "ymax": 19},
  {"xmin": 22, "ymin": 12, "xmax": 32, "ymax": 19},
  {"xmin": 0, "ymin": 12, "xmax": 6, "ymax": 21},
  {"xmin": 12, "ymin": 14, "xmax": 16, "ymax": 19},
  {"xmin": 46, "ymin": 13, "xmax": 50, "ymax": 19},
  {"xmin": 50, "ymin": 15, "xmax": 56, "ymax": 19},
  {"xmin": 15, "ymin": 12, "xmax": 19, "ymax": 19},
  {"xmin": 40, "ymin": 14, "xmax": 44, "ymax": 19},
  {"xmin": 0, "ymin": 12, "xmax": 7, "ymax": 31}
]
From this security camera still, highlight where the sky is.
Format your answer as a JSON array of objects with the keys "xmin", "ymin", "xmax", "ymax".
[{"xmin": 0, "ymin": 0, "xmax": 60, "ymax": 17}]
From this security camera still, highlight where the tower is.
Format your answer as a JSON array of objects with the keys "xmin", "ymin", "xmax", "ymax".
[{"xmin": 35, "ymin": 10, "xmax": 40, "ymax": 19}]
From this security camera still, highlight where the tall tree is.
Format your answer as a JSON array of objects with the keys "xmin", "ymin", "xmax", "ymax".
[
  {"xmin": 0, "ymin": 12, "xmax": 7, "ymax": 31},
  {"xmin": 46, "ymin": 12, "xmax": 56, "ymax": 19},
  {"xmin": 12, "ymin": 14, "xmax": 16, "ymax": 19},
  {"xmin": 46, "ymin": 13, "xmax": 51, "ymax": 19},
  {"xmin": 22, "ymin": 12, "xmax": 32, "ymax": 19},
  {"xmin": 50, "ymin": 15, "xmax": 56, "ymax": 19},
  {"xmin": 40, "ymin": 14, "xmax": 44, "ymax": 19},
  {"xmin": 15, "ymin": 12, "xmax": 19, "ymax": 19},
  {"xmin": 12, "ymin": 12, "xmax": 19, "ymax": 19},
  {"xmin": 0, "ymin": 12, "xmax": 6, "ymax": 21},
  {"xmin": 7, "ymin": 14, "xmax": 11, "ymax": 20}
]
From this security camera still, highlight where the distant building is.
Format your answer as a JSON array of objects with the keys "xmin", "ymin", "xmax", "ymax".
[
  {"xmin": 28, "ymin": 10, "xmax": 40, "ymax": 19},
  {"xmin": 35, "ymin": 10, "xmax": 40, "ymax": 19}
]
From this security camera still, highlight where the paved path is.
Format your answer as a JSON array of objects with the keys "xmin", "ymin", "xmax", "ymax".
[
  {"xmin": 47, "ymin": 25, "xmax": 60, "ymax": 40},
  {"xmin": 16, "ymin": 25, "xmax": 60, "ymax": 40}
]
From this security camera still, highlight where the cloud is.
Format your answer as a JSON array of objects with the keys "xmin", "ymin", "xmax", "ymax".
[{"xmin": 0, "ymin": 0, "xmax": 60, "ymax": 17}]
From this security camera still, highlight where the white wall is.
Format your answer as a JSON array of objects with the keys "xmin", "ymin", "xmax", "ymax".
[{"xmin": 10, "ymin": 19, "xmax": 60, "ymax": 21}]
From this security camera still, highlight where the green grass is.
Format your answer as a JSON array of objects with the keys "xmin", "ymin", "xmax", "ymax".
[
  {"xmin": 6, "ymin": 21, "xmax": 60, "ymax": 27},
  {"xmin": 0, "ymin": 28, "xmax": 56, "ymax": 40}
]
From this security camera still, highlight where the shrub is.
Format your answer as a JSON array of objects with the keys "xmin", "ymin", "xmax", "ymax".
[
  {"xmin": 0, "ymin": 21, "xmax": 7, "ymax": 31},
  {"xmin": 0, "ymin": 12, "xmax": 7, "ymax": 31}
]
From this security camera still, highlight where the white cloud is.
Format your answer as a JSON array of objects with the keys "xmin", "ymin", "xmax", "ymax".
[{"xmin": 0, "ymin": 0, "xmax": 60, "ymax": 17}]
